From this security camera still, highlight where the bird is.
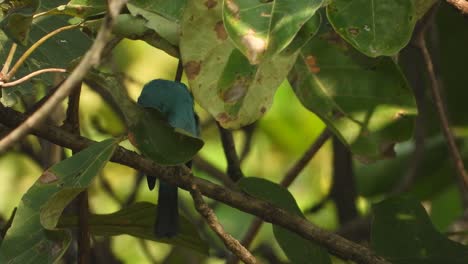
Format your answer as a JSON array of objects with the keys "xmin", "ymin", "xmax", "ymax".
[{"xmin": 137, "ymin": 79, "xmax": 199, "ymax": 238}]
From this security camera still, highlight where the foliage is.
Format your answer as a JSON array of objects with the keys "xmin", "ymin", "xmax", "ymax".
[{"xmin": 1, "ymin": 0, "xmax": 467, "ymax": 263}]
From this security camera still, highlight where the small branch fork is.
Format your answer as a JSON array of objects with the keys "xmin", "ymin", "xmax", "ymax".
[{"xmin": 190, "ymin": 179, "xmax": 257, "ymax": 264}]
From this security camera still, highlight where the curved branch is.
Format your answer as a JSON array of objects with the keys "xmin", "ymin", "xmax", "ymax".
[
  {"xmin": 0, "ymin": 105, "xmax": 389, "ymax": 264},
  {"xmin": 446, "ymin": 0, "xmax": 468, "ymax": 14},
  {"xmin": 1, "ymin": 68, "xmax": 67, "ymax": 88}
]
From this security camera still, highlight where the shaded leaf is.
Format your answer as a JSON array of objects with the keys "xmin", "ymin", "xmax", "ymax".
[
  {"xmin": 0, "ymin": 0, "xmax": 40, "ymax": 45},
  {"xmin": 222, "ymin": 0, "xmax": 324, "ymax": 64},
  {"xmin": 58, "ymin": 202, "xmax": 209, "ymax": 255},
  {"xmin": 371, "ymin": 196, "xmax": 468, "ymax": 264},
  {"xmin": 326, "ymin": 0, "xmax": 417, "ymax": 57},
  {"xmin": 180, "ymin": 0, "xmax": 300, "ymax": 129},
  {"xmin": 126, "ymin": 0, "xmax": 186, "ymax": 45},
  {"xmin": 239, "ymin": 177, "xmax": 331, "ymax": 264},
  {"xmin": 0, "ymin": 139, "xmax": 117, "ymax": 264},
  {"xmin": 288, "ymin": 23, "xmax": 416, "ymax": 161}
]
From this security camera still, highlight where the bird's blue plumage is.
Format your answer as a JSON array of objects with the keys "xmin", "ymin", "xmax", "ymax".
[{"xmin": 137, "ymin": 79, "xmax": 199, "ymax": 238}]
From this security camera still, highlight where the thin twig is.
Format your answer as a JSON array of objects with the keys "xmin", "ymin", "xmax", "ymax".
[
  {"xmin": 193, "ymin": 156, "xmax": 236, "ymax": 188},
  {"xmin": 1, "ymin": 43, "xmax": 17, "ymax": 76},
  {"xmin": 5, "ymin": 24, "xmax": 80, "ymax": 82},
  {"xmin": 446, "ymin": 0, "xmax": 468, "ymax": 14},
  {"xmin": 0, "ymin": 106, "xmax": 390, "ymax": 264},
  {"xmin": 415, "ymin": 27, "xmax": 468, "ymax": 201},
  {"xmin": 228, "ymin": 129, "xmax": 332, "ymax": 263},
  {"xmin": 240, "ymin": 123, "xmax": 257, "ymax": 162},
  {"xmin": 138, "ymin": 239, "xmax": 157, "ymax": 264},
  {"xmin": 217, "ymin": 123, "xmax": 244, "ymax": 182},
  {"xmin": 189, "ymin": 179, "xmax": 257, "ymax": 264},
  {"xmin": 0, "ymin": 0, "xmax": 127, "ymax": 153},
  {"xmin": 1, "ymin": 68, "xmax": 67, "ymax": 88}
]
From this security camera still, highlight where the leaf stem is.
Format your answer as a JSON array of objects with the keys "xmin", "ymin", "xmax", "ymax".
[
  {"xmin": 1, "ymin": 68, "xmax": 67, "ymax": 88},
  {"xmin": 5, "ymin": 24, "xmax": 80, "ymax": 82},
  {"xmin": 1, "ymin": 43, "xmax": 17, "ymax": 76}
]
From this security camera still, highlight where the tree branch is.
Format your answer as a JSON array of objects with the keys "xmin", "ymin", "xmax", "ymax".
[
  {"xmin": 0, "ymin": 106, "xmax": 389, "ymax": 264},
  {"xmin": 446, "ymin": 0, "xmax": 468, "ymax": 14},
  {"xmin": 415, "ymin": 23, "xmax": 468, "ymax": 203},
  {"xmin": 217, "ymin": 123, "xmax": 244, "ymax": 182},
  {"xmin": 0, "ymin": 0, "xmax": 127, "ymax": 153},
  {"xmin": 1, "ymin": 68, "xmax": 67, "ymax": 88},
  {"xmin": 189, "ymin": 179, "xmax": 257, "ymax": 264}
]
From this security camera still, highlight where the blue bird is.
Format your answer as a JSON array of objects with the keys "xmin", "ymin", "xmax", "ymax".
[{"xmin": 137, "ymin": 79, "xmax": 199, "ymax": 238}]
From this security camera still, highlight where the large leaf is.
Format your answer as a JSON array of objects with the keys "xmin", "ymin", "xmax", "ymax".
[
  {"xmin": 326, "ymin": 0, "xmax": 417, "ymax": 57},
  {"xmin": 126, "ymin": 0, "xmax": 186, "ymax": 45},
  {"xmin": 371, "ymin": 196, "xmax": 468, "ymax": 263},
  {"xmin": 239, "ymin": 177, "xmax": 331, "ymax": 264},
  {"xmin": 180, "ymin": 0, "xmax": 302, "ymax": 129},
  {"xmin": 0, "ymin": 139, "xmax": 117, "ymax": 264},
  {"xmin": 222, "ymin": 0, "xmax": 324, "ymax": 64},
  {"xmin": 57, "ymin": 202, "xmax": 209, "ymax": 254},
  {"xmin": 0, "ymin": 0, "xmax": 40, "ymax": 45},
  {"xmin": 288, "ymin": 23, "xmax": 417, "ymax": 161}
]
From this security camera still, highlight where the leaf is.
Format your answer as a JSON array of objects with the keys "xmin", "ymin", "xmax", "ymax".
[
  {"xmin": 288, "ymin": 23, "xmax": 417, "ymax": 161},
  {"xmin": 126, "ymin": 0, "xmax": 186, "ymax": 45},
  {"xmin": 371, "ymin": 196, "xmax": 468, "ymax": 264},
  {"xmin": 180, "ymin": 0, "xmax": 301, "ymax": 129},
  {"xmin": 0, "ymin": 0, "xmax": 40, "ymax": 45},
  {"xmin": 413, "ymin": 0, "xmax": 437, "ymax": 20},
  {"xmin": 222, "ymin": 0, "xmax": 324, "ymax": 64},
  {"xmin": 239, "ymin": 177, "xmax": 331, "ymax": 264},
  {"xmin": 57, "ymin": 202, "xmax": 209, "ymax": 255},
  {"xmin": 0, "ymin": 139, "xmax": 117, "ymax": 264},
  {"xmin": 282, "ymin": 11, "xmax": 322, "ymax": 55},
  {"xmin": 326, "ymin": 0, "xmax": 417, "ymax": 57}
]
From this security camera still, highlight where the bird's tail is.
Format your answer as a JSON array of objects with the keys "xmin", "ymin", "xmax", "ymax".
[{"xmin": 155, "ymin": 180, "xmax": 179, "ymax": 238}]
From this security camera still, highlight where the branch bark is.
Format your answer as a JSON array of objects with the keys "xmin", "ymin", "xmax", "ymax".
[
  {"xmin": 446, "ymin": 0, "xmax": 468, "ymax": 14},
  {"xmin": 0, "ymin": 106, "xmax": 389, "ymax": 264}
]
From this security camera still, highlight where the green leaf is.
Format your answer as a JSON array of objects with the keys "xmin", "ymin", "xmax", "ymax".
[
  {"xmin": 326, "ymin": 0, "xmax": 417, "ymax": 57},
  {"xmin": 126, "ymin": 0, "xmax": 186, "ymax": 45},
  {"xmin": 180, "ymin": 0, "xmax": 301, "ymax": 129},
  {"xmin": 288, "ymin": 23, "xmax": 417, "ymax": 161},
  {"xmin": 222, "ymin": 0, "xmax": 324, "ymax": 64},
  {"xmin": 0, "ymin": 139, "xmax": 117, "ymax": 264},
  {"xmin": 282, "ymin": 12, "xmax": 322, "ymax": 55},
  {"xmin": 0, "ymin": 0, "xmax": 40, "ymax": 45},
  {"xmin": 239, "ymin": 177, "xmax": 331, "ymax": 264},
  {"xmin": 371, "ymin": 196, "xmax": 468, "ymax": 264},
  {"xmin": 57, "ymin": 202, "xmax": 209, "ymax": 255},
  {"xmin": 413, "ymin": 0, "xmax": 437, "ymax": 20}
]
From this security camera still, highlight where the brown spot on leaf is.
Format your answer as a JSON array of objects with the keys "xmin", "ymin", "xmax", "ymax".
[
  {"xmin": 221, "ymin": 77, "xmax": 249, "ymax": 103},
  {"xmin": 348, "ymin": 27, "xmax": 360, "ymax": 37},
  {"xmin": 260, "ymin": 106, "xmax": 267, "ymax": 114},
  {"xmin": 204, "ymin": 0, "xmax": 217, "ymax": 9},
  {"xmin": 216, "ymin": 112, "xmax": 235, "ymax": 125},
  {"xmin": 184, "ymin": 61, "xmax": 201, "ymax": 80},
  {"xmin": 242, "ymin": 29, "xmax": 267, "ymax": 65},
  {"xmin": 214, "ymin": 21, "xmax": 228, "ymax": 40},
  {"xmin": 320, "ymin": 32, "xmax": 348, "ymax": 50},
  {"xmin": 305, "ymin": 55, "xmax": 320, "ymax": 73},
  {"xmin": 40, "ymin": 170, "xmax": 59, "ymax": 184},
  {"xmin": 226, "ymin": 0, "xmax": 240, "ymax": 18}
]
